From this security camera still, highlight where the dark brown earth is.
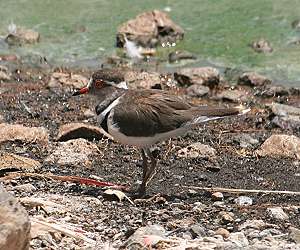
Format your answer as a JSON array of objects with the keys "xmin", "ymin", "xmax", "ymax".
[{"xmin": 1, "ymin": 68, "xmax": 299, "ymax": 248}]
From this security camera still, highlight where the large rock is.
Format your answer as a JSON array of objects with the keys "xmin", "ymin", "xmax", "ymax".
[
  {"xmin": 47, "ymin": 72, "xmax": 89, "ymax": 90},
  {"xmin": 56, "ymin": 122, "xmax": 104, "ymax": 141},
  {"xmin": 238, "ymin": 72, "xmax": 272, "ymax": 87},
  {"xmin": 5, "ymin": 26, "xmax": 40, "ymax": 46},
  {"xmin": 116, "ymin": 10, "xmax": 184, "ymax": 48},
  {"xmin": 256, "ymin": 134, "xmax": 300, "ymax": 160},
  {"xmin": 44, "ymin": 138, "xmax": 99, "ymax": 167},
  {"xmin": 0, "ymin": 185, "xmax": 30, "ymax": 250},
  {"xmin": 174, "ymin": 67, "xmax": 219, "ymax": 87},
  {"xmin": 0, "ymin": 152, "xmax": 41, "ymax": 172},
  {"xmin": 0, "ymin": 123, "xmax": 49, "ymax": 144}
]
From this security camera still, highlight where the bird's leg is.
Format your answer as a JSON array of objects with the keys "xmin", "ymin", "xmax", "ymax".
[
  {"xmin": 137, "ymin": 149, "xmax": 148, "ymax": 197},
  {"xmin": 144, "ymin": 148, "xmax": 157, "ymax": 186}
]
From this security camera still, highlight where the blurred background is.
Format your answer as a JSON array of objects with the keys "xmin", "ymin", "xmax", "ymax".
[{"xmin": 1, "ymin": 0, "xmax": 300, "ymax": 86}]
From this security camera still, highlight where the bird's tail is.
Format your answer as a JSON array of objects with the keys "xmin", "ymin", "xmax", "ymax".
[{"xmin": 189, "ymin": 105, "xmax": 250, "ymax": 124}]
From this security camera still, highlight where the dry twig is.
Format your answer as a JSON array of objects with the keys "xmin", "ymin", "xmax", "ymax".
[{"xmin": 183, "ymin": 186, "xmax": 300, "ymax": 196}]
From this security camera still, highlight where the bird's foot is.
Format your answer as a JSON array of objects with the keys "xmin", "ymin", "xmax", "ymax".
[{"xmin": 127, "ymin": 183, "xmax": 146, "ymax": 199}]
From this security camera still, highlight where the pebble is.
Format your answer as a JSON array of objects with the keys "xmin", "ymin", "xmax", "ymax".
[
  {"xmin": 289, "ymin": 227, "xmax": 300, "ymax": 244},
  {"xmin": 233, "ymin": 134, "xmax": 259, "ymax": 149},
  {"xmin": 251, "ymin": 38, "xmax": 273, "ymax": 53},
  {"xmin": 219, "ymin": 211, "xmax": 234, "ymax": 224},
  {"xmin": 267, "ymin": 207, "xmax": 289, "ymax": 221},
  {"xmin": 14, "ymin": 183, "xmax": 36, "ymax": 193},
  {"xmin": 235, "ymin": 196, "xmax": 253, "ymax": 206},
  {"xmin": 211, "ymin": 192, "xmax": 224, "ymax": 201},
  {"xmin": 177, "ymin": 142, "xmax": 216, "ymax": 160},
  {"xmin": 228, "ymin": 232, "xmax": 249, "ymax": 248},
  {"xmin": 186, "ymin": 84, "xmax": 210, "ymax": 97},
  {"xmin": 216, "ymin": 89, "xmax": 249, "ymax": 103},
  {"xmin": 215, "ymin": 228, "xmax": 230, "ymax": 238}
]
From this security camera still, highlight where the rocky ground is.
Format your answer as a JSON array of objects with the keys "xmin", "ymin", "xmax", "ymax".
[{"xmin": 0, "ymin": 62, "xmax": 299, "ymax": 250}]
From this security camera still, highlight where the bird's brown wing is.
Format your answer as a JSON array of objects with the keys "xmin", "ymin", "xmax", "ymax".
[{"xmin": 111, "ymin": 90, "xmax": 192, "ymax": 137}]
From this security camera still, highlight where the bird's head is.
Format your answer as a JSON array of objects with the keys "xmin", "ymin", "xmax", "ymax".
[{"xmin": 72, "ymin": 69, "xmax": 127, "ymax": 96}]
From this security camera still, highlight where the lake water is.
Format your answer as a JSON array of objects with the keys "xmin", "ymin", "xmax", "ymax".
[{"xmin": 1, "ymin": 0, "xmax": 300, "ymax": 86}]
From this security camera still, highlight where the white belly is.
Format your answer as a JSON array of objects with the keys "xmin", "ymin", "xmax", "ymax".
[{"xmin": 107, "ymin": 110, "xmax": 189, "ymax": 148}]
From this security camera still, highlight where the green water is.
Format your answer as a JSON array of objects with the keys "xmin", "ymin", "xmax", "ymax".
[{"xmin": 1, "ymin": 0, "xmax": 300, "ymax": 85}]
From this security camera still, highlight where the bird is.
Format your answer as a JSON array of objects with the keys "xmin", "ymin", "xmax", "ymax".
[{"xmin": 73, "ymin": 68, "xmax": 250, "ymax": 197}]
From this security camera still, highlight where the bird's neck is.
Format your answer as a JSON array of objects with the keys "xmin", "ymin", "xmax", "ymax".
[{"xmin": 95, "ymin": 86, "xmax": 126, "ymax": 115}]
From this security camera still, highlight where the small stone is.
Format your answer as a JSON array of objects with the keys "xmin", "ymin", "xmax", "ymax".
[
  {"xmin": 233, "ymin": 134, "xmax": 259, "ymax": 149},
  {"xmin": 0, "ymin": 123, "xmax": 49, "ymax": 145},
  {"xmin": 168, "ymin": 50, "xmax": 197, "ymax": 63},
  {"xmin": 192, "ymin": 202, "xmax": 207, "ymax": 213},
  {"xmin": 267, "ymin": 207, "xmax": 289, "ymax": 221},
  {"xmin": 190, "ymin": 224, "xmax": 206, "ymax": 238},
  {"xmin": 256, "ymin": 134, "xmax": 300, "ymax": 160},
  {"xmin": 227, "ymin": 232, "xmax": 249, "ymax": 248},
  {"xmin": 216, "ymin": 89, "xmax": 249, "ymax": 102},
  {"xmin": 211, "ymin": 192, "xmax": 224, "ymax": 201},
  {"xmin": 44, "ymin": 138, "xmax": 99, "ymax": 167},
  {"xmin": 186, "ymin": 84, "xmax": 210, "ymax": 97},
  {"xmin": 174, "ymin": 67, "xmax": 220, "ymax": 87},
  {"xmin": 14, "ymin": 183, "xmax": 36, "ymax": 192},
  {"xmin": 219, "ymin": 211, "xmax": 234, "ymax": 223},
  {"xmin": 215, "ymin": 228, "xmax": 230, "ymax": 238},
  {"xmin": 238, "ymin": 72, "xmax": 271, "ymax": 87},
  {"xmin": 251, "ymin": 38, "xmax": 273, "ymax": 53},
  {"xmin": 235, "ymin": 196, "xmax": 253, "ymax": 206},
  {"xmin": 177, "ymin": 142, "xmax": 216, "ymax": 160},
  {"xmin": 83, "ymin": 109, "xmax": 95, "ymax": 119},
  {"xmin": 0, "ymin": 152, "xmax": 41, "ymax": 172},
  {"xmin": 0, "ymin": 71, "xmax": 10, "ymax": 81},
  {"xmin": 289, "ymin": 227, "xmax": 300, "ymax": 243},
  {"xmin": 56, "ymin": 122, "xmax": 104, "ymax": 141},
  {"xmin": 122, "ymin": 224, "xmax": 166, "ymax": 248},
  {"xmin": 238, "ymin": 219, "xmax": 266, "ymax": 230}
]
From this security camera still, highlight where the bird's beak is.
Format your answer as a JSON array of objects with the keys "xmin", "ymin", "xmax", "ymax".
[{"xmin": 72, "ymin": 86, "xmax": 89, "ymax": 96}]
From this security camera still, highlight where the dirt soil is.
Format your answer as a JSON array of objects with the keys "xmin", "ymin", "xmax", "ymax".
[{"xmin": 0, "ymin": 68, "xmax": 299, "ymax": 248}]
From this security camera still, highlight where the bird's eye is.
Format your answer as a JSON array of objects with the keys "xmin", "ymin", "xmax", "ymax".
[{"xmin": 94, "ymin": 79, "xmax": 103, "ymax": 88}]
